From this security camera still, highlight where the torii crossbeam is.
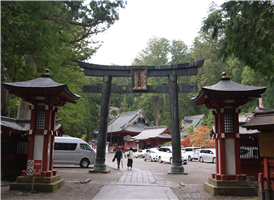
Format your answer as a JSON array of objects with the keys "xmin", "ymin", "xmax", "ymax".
[{"xmin": 78, "ymin": 60, "xmax": 204, "ymax": 173}]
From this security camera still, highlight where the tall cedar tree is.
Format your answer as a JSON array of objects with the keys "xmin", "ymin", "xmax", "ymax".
[{"xmin": 202, "ymin": 1, "xmax": 274, "ymax": 83}]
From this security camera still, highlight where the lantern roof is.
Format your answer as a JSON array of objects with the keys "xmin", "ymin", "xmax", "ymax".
[
  {"xmin": 192, "ymin": 72, "xmax": 267, "ymax": 107},
  {"xmin": 3, "ymin": 69, "xmax": 80, "ymax": 105}
]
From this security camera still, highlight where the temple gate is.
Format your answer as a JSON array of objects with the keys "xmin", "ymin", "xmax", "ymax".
[{"xmin": 78, "ymin": 60, "xmax": 204, "ymax": 173}]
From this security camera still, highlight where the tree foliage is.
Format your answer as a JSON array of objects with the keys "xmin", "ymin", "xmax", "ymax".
[
  {"xmin": 202, "ymin": 1, "xmax": 274, "ymax": 83},
  {"xmin": 181, "ymin": 137, "xmax": 192, "ymax": 147},
  {"xmin": 189, "ymin": 126, "xmax": 214, "ymax": 148}
]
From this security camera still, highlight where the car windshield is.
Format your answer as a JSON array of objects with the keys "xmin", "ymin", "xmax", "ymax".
[{"xmin": 151, "ymin": 150, "xmax": 158, "ymax": 153}]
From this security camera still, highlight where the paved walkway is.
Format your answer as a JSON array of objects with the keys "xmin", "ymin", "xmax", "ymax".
[{"xmin": 93, "ymin": 161, "xmax": 179, "ymax": 200}]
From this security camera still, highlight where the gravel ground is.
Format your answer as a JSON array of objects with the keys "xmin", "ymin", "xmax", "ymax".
[
  {"xmin": 1, "ymin": 180, "xmax": 258, "ymax": 200},
  {"xmin": 1, "ymin": 182, "xmax": 103, "ymax": 200},
  {"xmin": 1, "ymin": 153, "xmax": 259, "ymax": 200}
]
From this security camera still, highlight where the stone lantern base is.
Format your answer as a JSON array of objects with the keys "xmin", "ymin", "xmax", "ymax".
[
  {"xmin": 204, "ymin": 178, "xmax": 258, "ymax": 196},
  {"xmin": 9, "ymin": 175, "xmax": 65, "ymax": 192}
]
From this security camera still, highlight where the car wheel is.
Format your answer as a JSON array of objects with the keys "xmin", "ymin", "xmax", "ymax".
[
  {"xmin": 80, "ymin": 158, "xmax": 89, "ymax": 168},
  {"xmin": 200, "ymin": 157, "xmax": 203, "ymax": 162},
  {"xmin": 170, "ymin": 158, "xmax": 173, "ymax": 164},
  {"xmin": 213, "ymin": 158, "xmax": 216, "ymax": 163},
  {"xmin": 159, "ymin": 157, "xmax": 163, "ymax": 163},
  {"xmin": 188, "ymin": 156, "xmax": 192, "ymax": 161}
]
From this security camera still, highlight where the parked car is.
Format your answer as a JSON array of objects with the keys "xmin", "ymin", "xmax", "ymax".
[
  {"xmin": 138, "ymin": 149, "xmax": 146, "ymax": 158},
  {"xmin": 158, "ymin": 146, "xmax": 187, "ymax": 165},
  {"xmin": 184, "ymin": 147, "xmax": 201, "ymax": 161},
  {"xmin": 124, "ymin": 148, "xmax": 138, "ymax": 158},
  {"xmin": 198, "ymin": 148, "xmax": 216, "ymax": 163},
  {"xmin": 54, "ymin": 136, "xmax": 96, "ymax": 168},
  {"xmin": 144, "ymin": 148, "xmax": 159, "ymax": 162}
]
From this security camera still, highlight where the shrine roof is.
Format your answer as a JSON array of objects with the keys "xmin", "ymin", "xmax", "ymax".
[
  {"xmin": 242, "ymin": 109, "xmax": 274, "ymax": 130},
  {"xmin": 94, "ymin": 109, "xmax": 154, "ymax": 134},
  {"xmin": 131, "ymin": 126, "xmax": 171, "ymax": 140},
  {"xmin": 3, "ymin": 70, "xmax": 80, "ymax": 101},
  {"xmin": 192, "ymin": 73, "xmax": 267, "ymax": 106},
  {"xmin": 1, "ymin": 116, "xmax": 63, "ymax": 132},
  {"xmin": 181, "ymin": 114, "xmax": 204, "ymax": 129}
]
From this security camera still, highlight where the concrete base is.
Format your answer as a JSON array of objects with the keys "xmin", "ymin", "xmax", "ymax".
[
  {"xmin": 10, "ymin": 175, "xmax": 65, "ymax": 192},
  {"xmin": 89, "ymin": 169, "xmax": 110, "ymax": 174},
  {"xmin": 168, "ymin": 171, "xmax": 188, "ymax": 175},
  {"xmin": 93, "ymin": 163, "xmax": 106, "ymax": 171},
  {"xmin": 170, "ymin": 165, "xmax": 184, "ymax": 173},
  {"xmin": 204, "ymin": 178, "xmax": 258, "ymax": 196}
]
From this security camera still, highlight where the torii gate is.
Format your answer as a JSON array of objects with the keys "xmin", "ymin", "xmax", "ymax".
[{"xmin": 78, "ymin": 60, "xmax": 204, "ymax": 173}]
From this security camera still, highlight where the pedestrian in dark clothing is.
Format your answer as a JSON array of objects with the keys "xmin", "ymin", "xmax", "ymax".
[
  {"xmin": 127, "ymin": 147, "xmax": 133, "ymax": 170},
  {"xmin": 115, "ymin": 146, "xmax": 123, "ymax": 169}
]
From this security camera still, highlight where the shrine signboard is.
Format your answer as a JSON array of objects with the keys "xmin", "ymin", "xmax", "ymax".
[{"xmin": 131, "ymin": 67, "xmax": 147, "ymax": 90}]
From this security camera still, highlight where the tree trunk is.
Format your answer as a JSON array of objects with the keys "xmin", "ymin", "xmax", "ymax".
[
  {"xmin": 1, "ymin": 83, "xmax": 10, "ymax": 117},
  {"xmin": 17, "ymin": 98, "xmax": 31, "ymax": 119}
]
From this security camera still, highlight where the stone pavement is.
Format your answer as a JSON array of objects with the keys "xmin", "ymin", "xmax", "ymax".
[{"xmin": 93, "ymin": 160, "xmax": 179, "ymax": 200}]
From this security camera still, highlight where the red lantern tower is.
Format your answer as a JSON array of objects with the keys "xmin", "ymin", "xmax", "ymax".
[
  {"xmin": 3, "ymin": 69, "xmax": 80, "ymax": 192},
  {"xmin": 192, "ymin": 72, "xmax": 267, "ymax": 196}
]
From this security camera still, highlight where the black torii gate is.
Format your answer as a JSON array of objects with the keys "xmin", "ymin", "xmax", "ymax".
[{"xmin": 78, "ymin": 60, "xmax": 204, "ymax": 173}]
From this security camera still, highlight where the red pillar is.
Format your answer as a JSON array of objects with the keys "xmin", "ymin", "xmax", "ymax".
[
  {"xmin": 218, "ymin": 111, "xmax": 226, "ymax": 177},
  {"xmin": 264, "ymin": 157, "xmax": 271, "ymax": 189}
]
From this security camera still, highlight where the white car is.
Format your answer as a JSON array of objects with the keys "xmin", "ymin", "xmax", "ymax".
[
  {"xmin": 185, "ymin": 147, "xmax": 201, "ymax": 161},
  {"xmin": 158, "ymin": 146, "xmax": 187, "ymax": 165},
  {"xmin": 198, "ymin": 149, "xmax": 216, "ymax": 163},
  {"xmin": 144, "ymin": 148, "xmax": 159, "ymax": 162},
  {"xmin": 138, "ymin": 149, "xmax": 146, "ymax": 158}
]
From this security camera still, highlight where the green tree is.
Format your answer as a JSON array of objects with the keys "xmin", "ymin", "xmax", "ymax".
[
  {"xmin": 131, "ymin": 37, "xmax": 192, "ymax": 127},
  {"xmin": 1, "ymin": 1, "xmax": 126, "ymax": 116},
  {"xmin": 202, "ymin": 1, "xmax": 274, "ymax": 83}
]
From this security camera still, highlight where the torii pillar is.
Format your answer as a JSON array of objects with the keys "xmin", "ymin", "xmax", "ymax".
[
  {"xmin": 3, "ymin": 69, "xmax": 80, "ymax": 192},
  {"xmin": 192, "ymin": 72, "xmax": 267, "ymax": 196}
]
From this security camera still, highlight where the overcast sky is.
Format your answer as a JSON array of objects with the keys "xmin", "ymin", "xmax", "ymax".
[{"xmin": 87, "ymin": 0, "xmax": 225, "ymax": 65}]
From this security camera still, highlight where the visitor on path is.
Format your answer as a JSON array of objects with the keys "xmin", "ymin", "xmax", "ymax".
[
  {"xmin": 114, "ymin": 146, "xmax": 123, "ymax": 169},
  {"xmin": 127, "ymin": 147, "xmax": 133, "ymax": 170}
]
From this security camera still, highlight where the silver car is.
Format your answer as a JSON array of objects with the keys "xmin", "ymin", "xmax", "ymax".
[{"xmin": 198, "ymin": 149, "xmax": 216, "ymax": 163}]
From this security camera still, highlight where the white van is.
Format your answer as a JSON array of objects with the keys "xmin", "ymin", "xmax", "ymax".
[{"xmin": 53, "ymin": 137, "xmax": 96, "ymax": 168}]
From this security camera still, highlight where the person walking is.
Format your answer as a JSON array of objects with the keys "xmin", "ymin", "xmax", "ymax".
[
  {"xmin": 127, "ymin": 147, "xmax": 133, "ymax": 170},
  {"xmin": 114, "ymin": 146, "xmax": 123, "ymax": 169}
]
